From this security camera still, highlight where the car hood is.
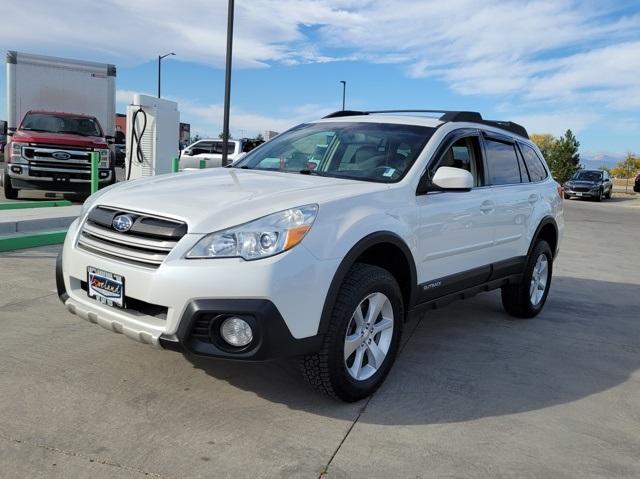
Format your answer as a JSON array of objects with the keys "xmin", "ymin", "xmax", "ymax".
[
  {"xmin": 92, "ymin": 168, "xmax": 387, "ymax": 233},
  {"xmin": 14, "ymin": 130, "xmax": 106, "ymax": 148}
]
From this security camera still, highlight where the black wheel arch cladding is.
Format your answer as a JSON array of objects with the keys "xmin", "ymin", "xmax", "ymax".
[{"xmin": 317, "ymin": 231, "xmax": 417, "ymax": 335}]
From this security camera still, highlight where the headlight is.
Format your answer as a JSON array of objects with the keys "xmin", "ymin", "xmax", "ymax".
[
  {"xmin": 96, "ymin": 148, "xmax": 110, "ymax": 168},
  {"xmin": 187, "ymin": 204, "xmax": 318, "ymax": 260},
  {"xmin": 10, "ymin": 142, "xmax": 28, "ymax": 163}
]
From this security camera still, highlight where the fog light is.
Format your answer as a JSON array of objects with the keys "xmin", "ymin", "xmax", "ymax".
[
  {"xmin": 11, "ymin": 166, "xmax": 22, "ymax": 174},
  {"xmin": 220, "ymin": 316, "xmax": 253, "ymax": 347}
]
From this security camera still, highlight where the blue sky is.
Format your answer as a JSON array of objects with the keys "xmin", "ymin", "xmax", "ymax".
[{"xmin": 1, "ymin": 0, "xmax": 639, "ymax": 163}]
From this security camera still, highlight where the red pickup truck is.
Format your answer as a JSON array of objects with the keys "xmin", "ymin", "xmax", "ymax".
[{"xmin": 3, "ymin": 110, "xmax": 116, "ymax": 199}]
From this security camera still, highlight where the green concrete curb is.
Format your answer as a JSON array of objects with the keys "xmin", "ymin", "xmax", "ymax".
[
  {"xmin": 0, "ymin": 229, "xmax": 67, "ymax": 252},
  {"xmin": 0, "ymin": 200, "xmax": 73, "ymax": 210}
]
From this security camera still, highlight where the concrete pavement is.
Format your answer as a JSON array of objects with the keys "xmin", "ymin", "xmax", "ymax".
[{"xmin": 0, "ymin": 198, "xmax": 639, "ymax": 478}]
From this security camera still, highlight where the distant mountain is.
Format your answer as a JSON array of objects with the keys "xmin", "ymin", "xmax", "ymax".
[{"xmin": 579, "ymin": 152, "xmax": 624, "ymax": 170}]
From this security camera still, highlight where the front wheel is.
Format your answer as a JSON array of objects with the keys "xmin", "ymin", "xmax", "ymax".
[
  {"xmin": 501, "ymin": 240, "xmax": 553, "ymax": 319},
  {"xmin": 300, "ymin": 263, "xmax": 403, "ymax": 402},
  {"xmin": 2, "ymin": 172, "xmax": 19, "ymax": 199},
  {"xmin": 594, "ymin": 188, "xmax": 603, "ymax": 202}
]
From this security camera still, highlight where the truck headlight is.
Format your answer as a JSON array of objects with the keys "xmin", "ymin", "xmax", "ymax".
[
  {"xmin": 97, "ymin": 149, "xmax": 110, "ymax": 168},
  {"xmin": 10, "ymin": 142, "xmax": 28, "ymax": 163},
  {"xmin": 187, "ymin": 204, "xmax": 318, "ymax": 260}
]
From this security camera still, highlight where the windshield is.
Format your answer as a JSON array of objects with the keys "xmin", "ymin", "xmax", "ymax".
[
  {"xmin": 234, "ymin": 122, "xmax": 435, "ymax": 183},
  {"xmin": 572, "ymin": 170, "xmax": 602, "ymax": 181},
  {"xmin": 20, "ymin": 112, "xmax": 103, "ymax": 137}
]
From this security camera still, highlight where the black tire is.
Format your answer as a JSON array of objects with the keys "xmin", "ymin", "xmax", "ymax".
[
  {"xmin": 563, "ymin": 193, "xmax": 570, "ymax": 200},
  {"xmin": 2, "ymin": 172, "xmax": 19, "ymax": 199},
  {"xmin": 605, "ymin": 188, "xmax": 612, "ymax": 199},
  {"xmin": 593, "ymin": 188, "xmax": 602, "ymax": 202},
  {"xmin": 300, "ymin": 263, "xmax": 404, "ymax": 402},
  {"xmin": 501, "ymin": 240, "xmax": 553, "ymax": 319}
]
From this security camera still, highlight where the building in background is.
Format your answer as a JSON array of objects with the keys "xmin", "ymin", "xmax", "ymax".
[
  {"xmin": 115, "ymin": 113, "xmax": 126, "ymax": 143},
  {"xmin": 180, "ymin": 123, "xmax": 190, "ymax": 149},
  {"xmin": 264, "ymin": 130, "xmax": 279, "ymax": 140}
]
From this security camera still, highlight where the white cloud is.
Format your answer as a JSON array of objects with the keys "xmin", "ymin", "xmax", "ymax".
[
  {"xmin": 510, "ymin": 112, "xmax": 600, "ymax": 136},
  {"xmin": 3, "ymin": 0, "xmax": 639, "ymax": 134},
  {"xmin": 115, "ymin": 89, "xmax": 333, "ymax": 137}
]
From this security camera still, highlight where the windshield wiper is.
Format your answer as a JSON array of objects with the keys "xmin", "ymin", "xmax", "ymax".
[
  {"xmin": 20, "ymin": 128, "xmax": 50, "ymax": 133},
  {"xmin": 299, "ymin": 169, "xmax": 320, "ymax": 176}
]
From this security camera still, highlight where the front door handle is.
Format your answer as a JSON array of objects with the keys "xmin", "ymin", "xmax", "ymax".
[{"xmin": 480, "ymin": 200, "xmax": 495, "ymax": 214}]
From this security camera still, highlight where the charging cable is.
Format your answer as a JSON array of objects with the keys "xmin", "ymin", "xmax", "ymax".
[{"xmin": 126, "ymin": 107, "xmax": 147, "ymax": 180}]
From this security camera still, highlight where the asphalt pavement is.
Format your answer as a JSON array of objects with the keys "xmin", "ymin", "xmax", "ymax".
[{"xmin": 0, "ymin": 197, "xmax": 639, "ymax": 478}]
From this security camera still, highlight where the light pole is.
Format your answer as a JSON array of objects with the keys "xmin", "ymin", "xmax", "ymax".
[
  {"xmin": 221, "ymin": 0, "xmax": 235, "ymax": 166},
  {"xmin": 340, "ymin": 80, "xmax": 346, "ymax": 110},
  {"xmin": 158, "ymin": 52, "xmax": 176, "ymax": 98}
]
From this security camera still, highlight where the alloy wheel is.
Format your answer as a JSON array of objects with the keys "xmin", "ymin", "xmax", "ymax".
[
  {"xmin": 529, "ymin": 254, "xmax": 549, "ymax": 306},
  {"xmin": 344, "ymin": 292, "xmax": 394, "ymax": 381}
]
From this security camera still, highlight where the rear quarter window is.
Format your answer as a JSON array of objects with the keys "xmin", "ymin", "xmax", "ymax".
[{"xmin": 519, "ymin": 143, "xmax": 548, "ymax": 182}]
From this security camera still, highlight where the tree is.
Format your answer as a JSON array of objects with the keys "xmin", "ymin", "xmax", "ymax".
[
  {"xmin": 530, "ymin": 134, "xmax": 557, "ymax": 161},
  {"xmin": 254, "ymin": 133, "xmax": 264, "ymax": 141},
  {"xmin": 190, "ymin": 134, "xmax": 202, "ymax": 143},
  {"xmin": 546, "ymin": 129, "xmax": 581, "ymax": 184},
  {"xmin": 610, "ymin": 153, "xmax": 640, "ymax": 179},
  {"xmin": 218, "ymin": 132, "xmax": 233, "ymax": 140}
]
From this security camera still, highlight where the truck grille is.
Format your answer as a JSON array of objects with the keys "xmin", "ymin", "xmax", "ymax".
[
  {"xmin": 23, "ymin": 145, "xmax": 94, "ymax": 178},
  {"xmin": 77, "ymin": 206, "xmax": 187, "ymax": 268}
]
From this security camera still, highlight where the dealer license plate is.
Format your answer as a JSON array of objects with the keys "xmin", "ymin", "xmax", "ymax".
[
  {"xmin": 575, "ymin": 192, "xmax": 583, "ymax": 197},
  {"xmin": 87, "ymin": 267, "xmax": 125, "ymax": 308}
]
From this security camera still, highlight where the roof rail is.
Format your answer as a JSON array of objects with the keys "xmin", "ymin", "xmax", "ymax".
[{"xmin": 321, "ymin": 109, "xmax": 529, "ymax": 138}]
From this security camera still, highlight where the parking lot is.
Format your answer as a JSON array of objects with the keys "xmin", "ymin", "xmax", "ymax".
[{"xmin": 1, "ymin": 197, "xmax": 639, "ymax": 478}]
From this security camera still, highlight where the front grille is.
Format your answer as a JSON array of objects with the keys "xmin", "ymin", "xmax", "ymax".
[
  {"xmin": 77, "ymin": 206, "xmax": 187, "ymax": 268},
  {"xmin": 23, "ymin": 146, "xmax": 94, "ymax": 176},
  {"xmin": 573, "ymin": 187, "xmax": 590, "ymax": 192}
]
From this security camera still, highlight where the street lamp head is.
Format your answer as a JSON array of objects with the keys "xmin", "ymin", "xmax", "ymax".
[{"xmin": 160, "ymin": 52, "xmax": 176, "ymax": 60}]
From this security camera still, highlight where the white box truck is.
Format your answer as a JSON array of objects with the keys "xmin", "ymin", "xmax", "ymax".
[{"xmin": 3, "ymin": 51, "xmax": 117, "ymax": 199}]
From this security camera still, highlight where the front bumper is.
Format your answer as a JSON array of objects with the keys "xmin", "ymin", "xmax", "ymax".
[
  {"xmin": 9, "ymin": 168, "xmax": 113, "ymax": 192},
  {"xmin": 564, "ymin": 187, "xmax": 599, "ymax": 198},
  {"xmin": 57, "ymin": 219, "xmax": 336, "ymax": 360}
]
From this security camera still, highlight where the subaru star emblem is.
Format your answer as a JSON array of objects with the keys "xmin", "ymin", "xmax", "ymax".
[
  {"xmin": 52, "ymin": 151, "xmax": 71, "ymax": 160},
  {"xmin": 112, "ymin": 214, "xmax": 134, "ymax": 233}
]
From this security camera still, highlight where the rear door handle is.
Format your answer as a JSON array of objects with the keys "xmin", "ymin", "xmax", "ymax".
[
  {"xmin": 528, "ymin": 194, "xmax": 538, "ymax": 204},
  {"xmin": 480, "ymin": 200, "xmax": 495, "ymax": 214}
]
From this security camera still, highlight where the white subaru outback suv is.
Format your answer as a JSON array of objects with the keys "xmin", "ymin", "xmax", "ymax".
[{"xmin": 57, "ymin": 110, "xmax": 563, "ymax": 402}]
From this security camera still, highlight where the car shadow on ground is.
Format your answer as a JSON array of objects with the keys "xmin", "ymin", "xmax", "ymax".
[
  {"xmin": 184, "ymin": 276, "xmax": 640, "ymax": 425},
  {"xmin": 607, "ymin": 195, "xmax": 639, "ymax": 203}
]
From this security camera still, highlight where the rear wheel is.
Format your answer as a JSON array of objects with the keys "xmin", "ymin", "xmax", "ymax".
[
  {"xmin": 2, "ymin": 172, "xmax": 19, "ymax": 199},
  {"xmin": 300, "ymin": 263, "xmax": 403, "ymax": 402},
  {"xmin": 501, "ymin": 240, "xmax": 553, "ymax": 319}
]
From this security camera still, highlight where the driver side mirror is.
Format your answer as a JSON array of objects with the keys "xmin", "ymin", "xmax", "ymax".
[{"xmin": 431, "ymin": 166, "xmax": 473, "ymax": 191}]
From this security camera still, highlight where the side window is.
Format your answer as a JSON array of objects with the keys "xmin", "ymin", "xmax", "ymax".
[
  {"xmin": 484, "ymin": 139, "xmax": 521, "ymax": 185},
  {"xmin": 191, "ymin": 141, "xmax": 213, "ymax": 155},
  {"xmin": 519, "ymin": 143, "xmax": 548, "ymax": 182},
  {"xmin": 433, "ymin": 136, "xmax": 484, "ymax": 187}
]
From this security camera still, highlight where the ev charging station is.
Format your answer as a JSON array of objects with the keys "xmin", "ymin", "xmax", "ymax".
[{"xmin": 125, "ymin": 94, "xmax": 179, "ymax": 180}]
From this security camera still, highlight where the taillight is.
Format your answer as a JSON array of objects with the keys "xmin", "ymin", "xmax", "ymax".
[{"xmin": 557, "ymin": 183, "xmax": 563, "ymax": 200}]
